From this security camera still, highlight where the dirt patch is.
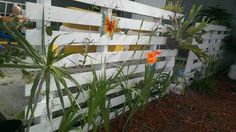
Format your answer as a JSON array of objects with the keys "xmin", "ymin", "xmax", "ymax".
[
  {"xmin": 0, "ymin": 69, "xmax": 27, "ymax": 120},
  {"xmin": 108, "ymin": 73, "xmax": 236, "ymax": 131}
]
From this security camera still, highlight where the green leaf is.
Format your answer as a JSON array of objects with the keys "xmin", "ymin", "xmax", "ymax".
[
  {"xmin": 45, "ymin": 70, "xmax": 51, "ymax": 120},
  {"xmin": 47, "ymin": 35, "xmax": 61, "ymax": 64},
  {"xmin": 46, "ymin": 26, "xmax": 53, "ymax": 36},
  {"xmin": 25, "ymin": 71, "xmax": 44, "ymax": 120}
]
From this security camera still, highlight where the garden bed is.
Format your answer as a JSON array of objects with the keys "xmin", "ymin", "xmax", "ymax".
[{"xmin": 108, "ymin": 73, "xmax": 236, "ymax": 131}]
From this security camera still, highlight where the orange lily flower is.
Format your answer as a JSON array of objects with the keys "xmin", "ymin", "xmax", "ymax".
[{"xmin": 146, "ymin": 50, "xmax": 161, "ymax": 64}]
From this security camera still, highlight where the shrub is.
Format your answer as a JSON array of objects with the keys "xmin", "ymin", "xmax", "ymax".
[{"xmin": 191, "ymin": 56, "xmax": 221, "ymax": 94}]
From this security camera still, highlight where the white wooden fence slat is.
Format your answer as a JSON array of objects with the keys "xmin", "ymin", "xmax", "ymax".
[
  {"xmin": 25, "ymin": 2, "xmax": 43, "ymax": 21},
  {"xmin": 26, "ymin": 3, "xmax": 164, "ymax": 31},
  {"xmin": 30, "ymin": 77, "xmax": 143, "ymax": 119},
  {"xmin": 57, "ymin": 50, "xmax": 177, "ymax": 67},
  {"xmin": 72, "ymin": 0, "xmax": 182, "ymax": 19},
  {"xmin": 26, "ymin": 30, "xmax": 167, "ymax": 46}
]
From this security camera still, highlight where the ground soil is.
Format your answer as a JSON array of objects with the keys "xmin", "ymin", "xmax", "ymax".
[{"xmin": 109, "ymin": 73, "xmax": 236, "ymax": 132}]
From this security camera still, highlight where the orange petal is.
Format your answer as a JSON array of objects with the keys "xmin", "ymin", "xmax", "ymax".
[
  {"xmin": 147, "ymin": 57, "xmax": 156, "ymax": 64},
  {"xmin": 146, "ymin": 52, "xmax": 155, "ymax": 58}
]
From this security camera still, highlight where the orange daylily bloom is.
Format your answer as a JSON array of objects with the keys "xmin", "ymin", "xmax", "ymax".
[
  {"xmin": 147, "ymin": 56, "xmax": 156, "ymax": 64},
  {"xmin": 146, "ymin": 50, "xmax": 161, "ymax": 64}
]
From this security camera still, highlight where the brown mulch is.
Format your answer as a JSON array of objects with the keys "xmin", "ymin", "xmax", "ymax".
[{"xmin": 108, "ymin": 74, "xmax": 236, "ymax": 132}]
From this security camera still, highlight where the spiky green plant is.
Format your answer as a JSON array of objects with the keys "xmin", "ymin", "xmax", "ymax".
[
  {"xmin": 85, "ymin": 65, "xmax": 124, "ymax": 132},
  {"xmin": 120, "ymin": 62, "xmax": 176, "ymax": 131},
  {"xmin": 1, "ymin": 19, "xmax": 86, "ymax": 131},
  {"xmin": 191, "ymin": 55, "xmax": 221, "ymax": 94},
  {"xmin": 58, "ymin": 100, "xmax": 83, "ymax": 132},
  {"xmin": 153, "ymin": 71, "xmax": 176, "ymax": 98},
  {"xmin": 165, "ymin": 5, "xmax": 209, "ymax": 62},
  {"xmin": 120, "ymin": 64, "xmax": 155, "ymax": 131},
  {"xmin": 197, "ymin": 7, "xmax": 232, "ymax": 28},
  {"xmin": 163, "ymin": 0, "xmax": 184, "ymax": 13}
]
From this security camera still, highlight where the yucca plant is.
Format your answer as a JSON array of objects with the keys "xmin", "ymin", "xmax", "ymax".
[
  {"xmin": 1, "ymin": 19, "xmax": 86, "ymax": 131},
  {"xmin": 165, "ymin": 5, "xmax": 209, "ymax": 62}
]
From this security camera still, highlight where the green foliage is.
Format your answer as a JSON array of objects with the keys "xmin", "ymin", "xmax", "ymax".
[
  {"xmin": 163, "ymin": 0, "xmax": 184, "ymax": 13},
  {"xmin": 191, "ymin": 73, "xmax": 216, "ymax": 94},
  {"xmin": 121, "ymin": 64, "xmax": 175, "ymax": 131},
  {"xmin": 153, "ymin": 71, "xmax": 176, "ymax": 98},
  {"xmin": 197, "ymin": 7, "xmax": 232, "ymax": 28},
  {"xmin": 122, "ymin": 64, "xmax": 156, "ymax": 130},
  {"xmin": 85, "ymin": 66, "xmax": 120, "ymax": 132},
  {"xmin": 191, "ymin": 55, "xmax": 221, "ymax": 94},
  {"xmin": 0, "ymin": 17, "xmax": 32, "ymax": 79},
  {"xmin": 1, "ymin": 19, "xmax": 86, "ymax": 132},
  {"xmin": 58, "ymin": 101, "xmax": 83, "ymax": 132},
  {"xmin": 0, "ymin": 45, "xmax": 27, "ymax": 64},
  {"xmin": 166, "ymin": 5, "xmax": 209, "ymax": 63}
]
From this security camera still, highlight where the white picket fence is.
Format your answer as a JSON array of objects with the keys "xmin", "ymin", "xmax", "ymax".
[
  {"xmin": 184, "ymin": 24, "xmax": 230, "ymax": 81},
  {"xmin": 24, "ymin": 0, "xmax": 229, "ymax": 132},
  {"xmin": 24, "ymin": 0, "xmax": 178, "ymax": 131}
]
